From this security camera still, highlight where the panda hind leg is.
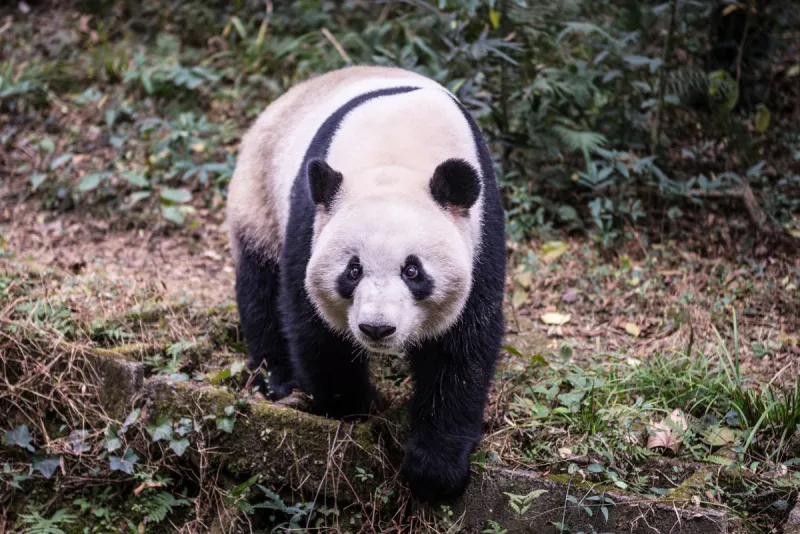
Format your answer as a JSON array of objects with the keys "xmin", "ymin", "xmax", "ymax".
[{"xmin": 234, "ymin": 241, "xmax": 296, "ymax": 400}]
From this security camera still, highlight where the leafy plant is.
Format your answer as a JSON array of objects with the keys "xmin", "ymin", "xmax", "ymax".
[
  {"xmin": 504, "ymin": 489, "xmax": 548, "ymax": 516},
  {"xmin": 252, "ymin": 485, "xmax": 316, "ymax": 531},
  {"xmin": 139, "ymin": 491, "xmax": 190, "ymax": 523},
  {"xmin": 4, "ymin": 425, "xmax": 35, "ymax": 452},
  {"xmin": 19, "ymin": 509, "xmax": 76, "ymax": 534}
]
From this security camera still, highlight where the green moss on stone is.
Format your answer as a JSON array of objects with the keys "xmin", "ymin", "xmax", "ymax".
[
  {"xmin": 542, "ymin": 473, "xmax": 619, "ymax": 495},
  {"xmin": 87, "ymin": 343, "xmax": 162, "ymax": 361},
  {"xmin": 145, "ymin": 379, "xmax": 399, "ymax": 502}
]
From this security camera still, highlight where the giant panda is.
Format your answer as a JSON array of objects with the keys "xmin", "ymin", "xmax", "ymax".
[{"xmin": 226, "ymin": 65, "xmax": 506, "ymax": 502}]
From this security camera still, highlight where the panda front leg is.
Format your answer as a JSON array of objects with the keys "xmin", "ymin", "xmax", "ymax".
[
  {"xmin": 286, "ymin": 317, "xmax": 382, "ymax": 420},
  {"xmin": 403, "ymin": 334, "xmax": 499, "ymax": 503},
  {"xmin": 234, "ymin": 244, "xmax": 296, "ymax": 400}
]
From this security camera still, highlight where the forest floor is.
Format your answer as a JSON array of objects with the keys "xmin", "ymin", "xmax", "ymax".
[{"xmin": 3, "ymin": 183, "xmax": 800, "ymax": 532}]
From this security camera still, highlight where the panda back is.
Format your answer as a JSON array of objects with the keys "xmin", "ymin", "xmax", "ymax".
[{"xmin": 226, "ymin": 66, "xmax": 448, "ymax": 263}]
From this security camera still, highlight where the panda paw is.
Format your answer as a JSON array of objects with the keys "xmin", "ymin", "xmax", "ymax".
[
  {"xmin": 401, "ymin": 438, "xmax": 471, "ymax": 503},
  {"xmin": 267, "ymin": 375, "xmax": 297, "ymax": 400},
  {"xmin": 316, "ymin": 388, "xmax": 385, "ymax": 421},
  {"xmin": 250, "ymin": 371, "xmax": 296, "ymax": 401}
]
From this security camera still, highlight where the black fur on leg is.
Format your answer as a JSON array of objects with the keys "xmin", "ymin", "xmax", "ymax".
[
  {"xmin": 403, "ymin": 301, "xmax": 504, "ymax": 503},
  {"xmin": 234, "ymin": 237, "xmax": 296, "ymax": 400},
  {"xmin": 282, "ymin": 313, "xmax": 381, "ymax": 420}
]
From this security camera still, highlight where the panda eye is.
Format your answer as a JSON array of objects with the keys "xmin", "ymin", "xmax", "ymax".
[
  {"xmin": 348, "ymin": 264, "xmax": 363, "ymax": 280},
  {"xmin": 403, "ymin": 265, "xmax": 419, "ymax": 279}
]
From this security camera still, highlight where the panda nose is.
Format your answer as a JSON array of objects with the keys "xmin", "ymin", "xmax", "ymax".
[{"xmin": 359, "ymin": 323, "xmax": 396, "ymax": 340}]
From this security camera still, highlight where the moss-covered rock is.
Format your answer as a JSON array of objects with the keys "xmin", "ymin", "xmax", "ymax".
[
  {"xmin": 143, "ymin": 378, "xmax": 403, "ymax": 503},
  {"xmin": 78, "ymin": 344, "xmax": 145, "ymax": 420}
]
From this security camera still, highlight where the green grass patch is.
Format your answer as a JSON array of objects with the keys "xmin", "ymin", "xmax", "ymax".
[{"xmin": 494, "ymin": 320, "xmax": 800, "ymax": 530}]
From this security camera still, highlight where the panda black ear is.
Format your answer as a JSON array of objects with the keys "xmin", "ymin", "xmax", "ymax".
[
  {"xmin": 430, "ymin": 158, "xmax": 481, "ymax": 212},
  {"xmin": 307, "ymin": 159, "xmax": 343, "ymax": 209}
]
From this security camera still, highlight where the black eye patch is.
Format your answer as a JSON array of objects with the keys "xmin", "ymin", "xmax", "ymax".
[
  {"xmin": 336, "ymin": 256, "xmax": 362, "ymax": 299},
  {"xmin": 401, "ymin": 255, "xmax": 434, "ymax": 301}
]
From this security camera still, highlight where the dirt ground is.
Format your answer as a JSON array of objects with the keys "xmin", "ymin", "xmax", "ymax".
[{"xmin": 1, "ymin": 192, "xmax": 234, "ymax": 309}]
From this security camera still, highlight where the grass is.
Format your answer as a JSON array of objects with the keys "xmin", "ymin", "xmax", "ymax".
[{"xmin": 489, "ymin": 318, "xmax": 800, "ymax": 531}]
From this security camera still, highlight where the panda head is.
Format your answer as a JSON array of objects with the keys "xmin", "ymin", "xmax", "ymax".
[{"xmin": 304, "ymin": 158, "xmax": 481, "ymax": 355}]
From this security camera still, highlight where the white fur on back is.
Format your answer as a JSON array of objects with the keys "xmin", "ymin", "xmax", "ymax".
[
  {"xmin": 226, "ymin": 66, "xmax": 449, "ymax": 262},
  {"xmin": 325, "ymin": 88, "xmax": 483, "ymax": 256}
]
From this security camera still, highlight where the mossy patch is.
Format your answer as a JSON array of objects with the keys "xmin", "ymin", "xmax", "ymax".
[{"xmin": 144, "ymin": 378, "xmax": 400, "ymax": 502}]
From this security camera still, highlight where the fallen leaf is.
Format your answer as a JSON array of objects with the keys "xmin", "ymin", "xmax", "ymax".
[
  {"xmin": 624, "ymin": 323, "xmax": 641, "ymax": 337},
  {"xmin": 512, "ymin": 289, "xmax": 528, "ymax": 309},
  {"xmin": 647, "ymin": 409, "xmax": 688, "ymax": 453},
  {"xmin": 721, "ymin": 3, "xmax": 742, "ymax": 16},
  {"xmin": 546, "ymin": 326, "xmax": 565, "ymax": 338},
  {"xmin": 542, "ymin": 241, "xmax": 568, "ymax": 261},
  {"xmin": 515, "ymin": 271, "xmax": 533, "ymax": 289},
  {"xmin": 561, "ymin": 288, "xmax": 578, "ymax": 303},
  {"xmin": 626, "ymin": 357, "xmax": 642, "ymax": 368},
  {"xmin": 203, "ymin": 249, "xmax": 223, "ymax": 261},
  {"xmin": 755, "ymin": 104, "xmax": 770, "ymax": 133},
  {"xmin": 541, "ymin": 312, "xmax": 571, "ymax": 326},
  {"xmin": 703, "ymin": 426, "xmax": 736, "ymax": 447}
]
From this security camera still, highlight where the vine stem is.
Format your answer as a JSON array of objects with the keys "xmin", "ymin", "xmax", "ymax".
[
  {"xmin": 735, "ymin": 0, "xmax": 753, "ymax": 82},
  {"xmin": 650, "ymin": 0, "xmax": 680, "ymax": 156}
]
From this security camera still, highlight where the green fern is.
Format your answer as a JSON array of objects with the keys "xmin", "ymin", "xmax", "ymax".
[
  {"xmin": 166, "ymin": 339, "xmax": 197, "ymax": 359},
  {"xmin": 143, "ymin": 492, "xmax": 190, "ymax": 523},
  {"xmin": 552, "ymin": 124, "xmax": 608, "ymax": 159},
  {"xmin": 20, "ymin": 509, "xmax": 76, "ymax": 534},
  {"xmin": 666, "ymin": 67, "xmax": 709, "ymax": 100}
]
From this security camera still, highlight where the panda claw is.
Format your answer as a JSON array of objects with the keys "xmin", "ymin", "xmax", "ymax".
[{"xmin": 249, "ymin": 371, "xmax": 296, "ymax": 401}]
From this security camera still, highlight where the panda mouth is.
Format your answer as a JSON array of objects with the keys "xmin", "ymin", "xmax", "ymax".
[{"xmin": 369, "ymin": 345, "xmax": 402, "ymax": 356}]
